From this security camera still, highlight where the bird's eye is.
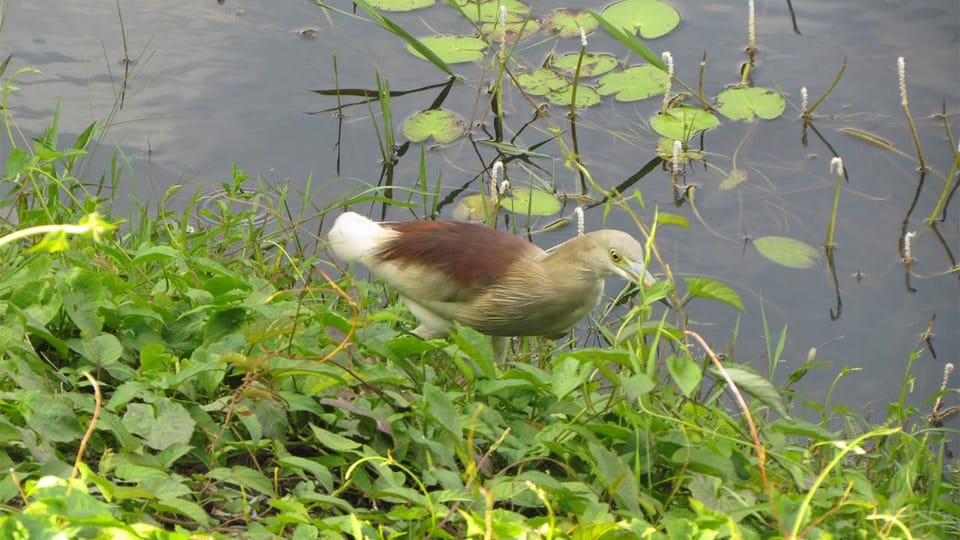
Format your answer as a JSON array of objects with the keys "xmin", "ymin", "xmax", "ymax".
[{"xmin": 609, "ymin": 248, "xmax": 621, "ymax": 262}]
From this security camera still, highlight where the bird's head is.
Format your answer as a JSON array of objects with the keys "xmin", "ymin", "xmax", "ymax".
[{"xmin": 588, "ymin": 230, "xmax": 656, "ymax": 288}]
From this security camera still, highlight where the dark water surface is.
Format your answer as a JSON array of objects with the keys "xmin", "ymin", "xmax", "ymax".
[{"xmin": 1, "ymin": 1, "xmax": 957, "ymax": 412}]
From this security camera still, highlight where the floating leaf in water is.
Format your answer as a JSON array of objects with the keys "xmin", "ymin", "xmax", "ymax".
[
  {"xmin": 754, "ymin": 236, "xmax": 820, "ymax": 269},
  {"xmin": 553, "ymin": 53, "xmax": 618, "ymax": 77},
  {"xmin": 718, "ymin": 168, "xmax": 748, "ymax": 190},
  {"xmin": 547, "ymin": 85, "xmax": 601, "ymax": 108},
  {"xmin": 601, "ymin": 0, "xmax": 680, "ymax": 39},
  {"xmin": 597, "ymin": 65, "xmax": 669, "ymax": 101},
  {"xmin": 458, "ymin": 0, "xmax": 538, "ymax": 42},
  {"xmin": 367, "ymin": 0, "xmax": 435, "ymax": 12},
  {"xmin": 650, "ymin": 106, "xmax": 720, "ymax": 141},
  {"xmin": 516, "ymin": 68, "xmax": 570, "ymax": 96},
  {"xmin": 684, "ymin": 277, "xmax": 744, "ymax": 311},
  {"xmin": 402, "ymin": 109, "xmax": 464, "ymax": 144},
  {"xmin": 458, "ymin": 0, "xmax": 530, "ymax": 23},
  {"xmin": 453, "ymin": 189, "xmax": 561, "ymax": 220},
  {"xmin": 406, "ymin": 35, "xmax": 486, "ymax": 64},
  {"xmin": 542, "ymin": 8, "xmax": 600, "ymax": 38},
  {"xmin": 656, "ymin": 137, "xmax": 703, "ymax": 162},
  {"xmin": 716, "ymin": 87, "xmax": 786, "ymax": 121},
  {"xmin": 656, "ymin": 212, "xmax": 689, "ymax": 228}
]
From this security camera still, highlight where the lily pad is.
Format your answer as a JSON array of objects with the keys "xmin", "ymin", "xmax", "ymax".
[
  {"xmin": 402, "ymin": 109, "xmax": 465, "ymax": 144},
  {"xmin": 457, "ymin": 0, "xmax": 530, "ymax": 22},
  {"xmin": 480, "ymin": 18, "xmax": 542, "ymax": 43},
  {"xmin": 715, "ymin": 87, "xmax": 786, "ymax": 121},
  {"xmin": 516, "ymin": 68, "xmax": 570, "ymax": 96},
  {"xmin": 546, "ymin": 85, "xmax": 602, "ymax": 108},
  {"xmin": 367, "ymin": 0, "xmax": 435, "ymax": 11},
  {"xmin": 754, "ymin": 236, "xmax": 820, "ymax": 269},
  {"xmin": 407, "ymin": 36, "xmax": 487, "ymax": 64},
  {"xmin": 650, "ymin": 106, "xmax": 720, "ymax": 141},
  {"xmin": 597, "ymin": 65, "xmax": 669, "ymax": 101},
  {"xmin": 656, "ymin": 137, "xmax": 703, "ymax": 162},
  {"xmin": 453, "ymin": 189, "xmax": 561, "ymax": 220},
  {"xmin": 601, "ymin": 0, "xmax": 681, "ymax": 39},
  {"xmin": 542, "ymin": 9, "xmax": 600, "ymax": 38},
  {"xmin": 553, "ymin": 53, "xmax": 618, "ymax": 77}
]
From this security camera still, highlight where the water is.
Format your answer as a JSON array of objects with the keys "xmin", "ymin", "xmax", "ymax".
[{"xmin": 1, "ymin": 0, "xmax": 957, "ymax": 413}]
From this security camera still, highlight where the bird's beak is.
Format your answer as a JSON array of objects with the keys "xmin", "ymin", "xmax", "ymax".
[{"xmin": 621, "ymin": 259, "xmax": 657, "ymax": 289}]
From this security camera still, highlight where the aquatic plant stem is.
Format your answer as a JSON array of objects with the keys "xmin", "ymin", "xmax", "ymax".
[
  {"xmin": 898, "ymin": 56, "xmax": 926, "ymax": 171},
  {"xmin": 825, "ymin": 157, "xmax": 844, "ymax": 248}
]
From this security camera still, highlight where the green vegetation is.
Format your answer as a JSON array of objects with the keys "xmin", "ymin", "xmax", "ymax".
[{"xmin": 2, "ymin": 0, "xmax": 958, "ymax": 538}]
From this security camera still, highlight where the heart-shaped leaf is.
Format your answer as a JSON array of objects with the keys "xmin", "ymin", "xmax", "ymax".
[
  {"xmin": 402, "ymin": 109, "xmax": 465, "ymax": 144},
  {"xmin": 543, "ymin": 8, "xmax": 600, "ymax": 38},
  {"xmin": 716, "ymin": 87, "xmax": 786, "ymax": 121},
  {"xmin": 601, "ymin": 0, "xmax": 681, "ymax": 39},
  {"xmin": 407, "ymin": 36, "xmax": 486, "ymax": 64},
  {"xmin": 754, "ymin": 236, "xmax": 820, "ymax": 269},
  {"xmin": 650, "ymin": 106, "xmax": 720, "ymax": 141},
  {"xmin": 597, "ymin": 65, "xmax": 669, "ymax": 101}
]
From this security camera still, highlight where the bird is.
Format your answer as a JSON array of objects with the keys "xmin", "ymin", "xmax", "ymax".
[{"xmin": 327, "ymin": 211, "xmax": 657, "ymax": 360}]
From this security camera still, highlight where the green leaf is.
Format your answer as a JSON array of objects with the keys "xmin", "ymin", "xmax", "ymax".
[
  {"xmin": 601, "ymin": 0, "xmax": 681, "ymax": 39},
  {"xmin": 58, "ymin": 267, "xmax": 105, "ymax": 337},
  {"xmin": 515, "ymin": 68, "xmax": 570, "ymax": 96},
  {"xmin": 553, "ymin": 53, "xmax": 618, "ymax": 77},
  {"xmin": 546, "ymin": 85, "xmax": 601, "ymax": 108},
  {"xmin": 406, "ymin": 35, "xmax": 486, "ymax": 64},
  {"xmin": 542, "ymin": 9, "xmax": 600, "ymax": 38},
  {"xmin": 710, "ymin": 363, "xmax": 788, "ymax": 417},
  {"xmin": 402, "ymin": 109, "xmax": 465, "ymax": 144},
  {"xmin": 715, "ymin": 86, "xmax": 786, "ymax": 121},
  {"xmin": 754, "ymin": 236, "xmax": 820, "ymax": 269},
  {"xmin": 588, "ymin": 10, "xmax": 666, "ymax": 70},
  {"xmin": 588, "ymin": 442, "xmax": 641, "ymax": 515},
  {"xmin": 551, "ymin": 356, "xmax": 585, "ymax": 398},
  {"xmin": 597, "ymin": 65, "xmax": 670, "ymax": 101},
  {"xmin": 422, "ymin": 383, "xmax": 461, "ymax": 436},
  {"xmin": 208, "ymin": 465, "xmax": 274, "ymax": 495},
  {"xmin": 366, "ymin": 0, "xmax": 435, "ymax": 12},
  {"xmin": 667, "ymin": 354, "xmax": 701, "ymax": 397},
  {"xmin": 309, "ymin": 424, "xmax": 361, "ymax": 453},
  {"xmin": 352, "ymin": 0, "xmax": 454, "ymax": 76},
  {"xmin": 650, "ymin": 106, "xmax": 720, "ymax": 141},
  {"xmin": 122, "ymin": 398, "xmax": 196, "ymax": 450},
  {"xmin": 655, "ymin": 212, "xmax": 690, "ymax": 228},
  {"xmin": 24, "ymin": 392, "xmax": 84, "ymax": 443},
  {"xmin": 684, "ymin": 277, "xmax": 744, "ymax": 311}
]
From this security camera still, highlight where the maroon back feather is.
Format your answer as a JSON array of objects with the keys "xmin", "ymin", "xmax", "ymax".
[{"xmin": 376, "ymin": 221, "xmax": 539, "ymax": 287}]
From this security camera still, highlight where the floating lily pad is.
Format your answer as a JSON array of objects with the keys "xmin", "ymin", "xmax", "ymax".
[
  {"xmin": 542, "ymin": 9, "xmax": 600, "ymax": 38},
  {"xmin": 716, "ymin": 87, "xmax": 786, "ymax": 121},
  {"xmin": 453, "ymin": 189, "xmax": 561, "ymax": 220},
  {"xmin": 516, "ymin": 68, "xmax": 570, "ymax": 96},
  {"xmin": 546, "ymin": 85, "xmax": 602, "ymax": 108},
  {"xmin": 719, "ymin": 168, "xmax": 748, "ymax": 190},
  {"xmin": 754, "ymin": 236, "xmax": 820, "ymax": 269},
  {"xmin": 553, "ymin": 53, "xmax": 618, "ymax": 77},
  {"xmin": 601, "ymin": 0, "xmax": 681, "ymax": 39},
  {"xmin": 458, "ymin": 0, "xmax": 530, "ymax": 22},
  {"xmin": 480, "ymin": 19, "xmax": 541, "ymax": 43},
  {"xmin": 650, "ymin": 106, "xmax": 720, "ymax": 141},
  {"xmin": 655, "ymin": 137, "xmax": 703, "ymax": 162},
  {"xmin": 597, "ymin": 65, "xmax": 669, "ymax": 101},
  {"xmin": 402, "ymin": 109, "xmax": 465, "ymax": 144},
  {"xmin": 407, "ymin": 36, "xmax": 487, "ymax": 64},
  {"xmin": 367, "ymin": 0, "xmax": 435, "ymax": 12}
]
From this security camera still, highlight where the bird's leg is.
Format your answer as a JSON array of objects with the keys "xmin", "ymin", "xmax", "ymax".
[{"xmin": 492, "ymin": 336, "xmax": 509, "ymax": 364}]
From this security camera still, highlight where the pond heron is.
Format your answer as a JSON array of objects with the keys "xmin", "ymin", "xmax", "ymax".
[{"xmin": 328, "ymin": 211, "xmax": 657, "ymax": 359}]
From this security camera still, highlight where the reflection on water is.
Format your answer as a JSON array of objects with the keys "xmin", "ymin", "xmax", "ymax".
[{"xmin": 0, "ymin": 0, "xmax": 956, "ymax": 411}]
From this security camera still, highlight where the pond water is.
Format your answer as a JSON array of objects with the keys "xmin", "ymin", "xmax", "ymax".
[{"xmin": 1, "ymin": 0, "xmax": 957, "ymax": 414}]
